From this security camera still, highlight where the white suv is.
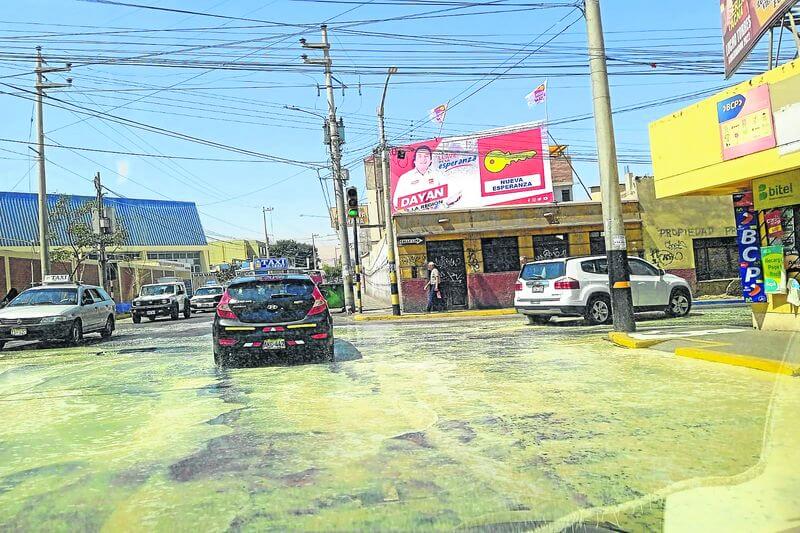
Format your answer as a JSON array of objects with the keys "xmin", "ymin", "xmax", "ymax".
[{"xmin": 514, "ymin": 256, "xmax": 692, "ymax": 325}]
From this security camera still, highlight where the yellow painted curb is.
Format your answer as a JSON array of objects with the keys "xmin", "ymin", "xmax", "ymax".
[
  {"xmin": 354, "ymin": 308, "xmax": 516, "ymax": 322},
  {"xmin": 607, "ymin": 332, "xmax": 665, "ymax": 349},
  {"xmin": 675, "ymin": 347, "xmax": 799, "ymax": 376}
]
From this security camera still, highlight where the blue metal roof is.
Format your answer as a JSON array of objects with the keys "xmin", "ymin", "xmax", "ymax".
[{"xmin": 0, "ymin": 192, "xmax": 208, "ymax": 247}]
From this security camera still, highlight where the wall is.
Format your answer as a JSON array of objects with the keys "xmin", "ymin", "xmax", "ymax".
[
  {"xmin": 636, "ymin": 176, "xmax": 737, "ymax": 292},
  {"xmin": 0, "ymin": 250, "xmax": 191, "ymax": 304},
  {"xmin": 394, "ymin": 202, "xmax": 644, "ymax": 311}
]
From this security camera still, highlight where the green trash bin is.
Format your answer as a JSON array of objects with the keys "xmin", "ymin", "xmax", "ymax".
[{"xmin": 319, "ymin": 282, "xmax": 345, "ymax": 310}]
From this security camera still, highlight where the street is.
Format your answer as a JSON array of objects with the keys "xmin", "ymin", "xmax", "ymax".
[{"xmin": 0, "ymin": 307, "xmax": 790, "ymax": 531}]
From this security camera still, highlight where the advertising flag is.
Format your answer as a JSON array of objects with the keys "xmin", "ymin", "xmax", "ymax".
[
  {"xmin": 389, "ymin": 123, "xmax": 553, "ymax": 214},
  {"xmin": 429, "ymin": 103, "xmax": 448, "ymax": 125},
  {"xmin": 525, "ymin": 81, "xmax": 547, "ymax": 107}
]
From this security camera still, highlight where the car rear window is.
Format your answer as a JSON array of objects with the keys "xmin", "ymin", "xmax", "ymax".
[
  {"xmin": 228, "ymin": 279, "xmax": 314, "ymax": 300},
  {"xmin": 520, "ymin": 262, "xmax": 566, "ymax": 280},
  {"xmin": 195, "ymin": 287, "xmax": 223, "ymax": 296},
  {"xmin": 581, "ymin": 259, "xmax": 608, "ymax": 274}
]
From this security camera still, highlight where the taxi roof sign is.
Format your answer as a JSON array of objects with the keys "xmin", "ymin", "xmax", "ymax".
[
  {"xmin": 254, "ymin": 257, "xmax": 290, "ymax": 270},
  {"xmin": 42, "ymin": 274, "xmax": 71, "ymax": 284}
]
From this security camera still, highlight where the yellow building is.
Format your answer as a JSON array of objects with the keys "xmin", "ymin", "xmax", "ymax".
[
  {"xmin": 207, "ymin": 239, "xmax": 267, "ymax": 268},
  {"xmin": 650, "ymin": 59, "xmax": 800, "ymax": 331}
]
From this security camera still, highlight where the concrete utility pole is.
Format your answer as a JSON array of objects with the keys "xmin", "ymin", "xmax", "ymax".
[
  {"xmin": 311, "ymin": 233, "xmax": 319, "ymax": 269},
  {"xmin": 94, "ymin": 172, "xmax": 108, "ymax": 293},
  {"xmin": 584, "ymin": 0, "xmax": 635, "ymax": 332},
  {"xmin": 34, "ymin": 47, "xmax": 71, "ymax": 277},
  {"xmin": 301, "ymin": 25, "xmax": 355, "ymax": 312},
  {"xmin": 351, "ymin": 218, "xmax": 363, "ymax": 313},
  {"xmin": 262, "ymin": 207, "xmax": 273, "ymax": 257},
  {"xmin": 378, "ymin": 66, "xmax": 401, "ymax": 315}
]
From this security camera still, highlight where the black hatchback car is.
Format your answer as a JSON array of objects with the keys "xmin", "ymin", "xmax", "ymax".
[{"xmin": 212, "ymin": 274, "xmax": 333, "ymax": 367}]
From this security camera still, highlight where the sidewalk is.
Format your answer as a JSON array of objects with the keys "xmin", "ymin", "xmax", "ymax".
[{"xmin": 610, "ymin": 326, "xmax": 799, "ymax": 376}]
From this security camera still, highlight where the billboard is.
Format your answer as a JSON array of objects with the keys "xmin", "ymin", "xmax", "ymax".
[
  {"xmin": 389, "ymin": 124, "xmax": 553, "ymax": 214},
  {"xmin": 721, "ymin": 0, "xmax": 796, "ymax": 78},
  {"xmin": 717, "ymin": 84, "xmax": 776, "ymax": 161}
]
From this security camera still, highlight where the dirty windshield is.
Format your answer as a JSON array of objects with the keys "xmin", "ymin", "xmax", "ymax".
[
  {"xmin": 140, "ymin": 284, "xmax": 175, "ymax": 296},
  {"xmin": 1, "ymin": 1, "xmax": 797, "ymax": 532},
  {"xmin": 6, "ymin": 288, "xmax": 77, "ymax": 306}
]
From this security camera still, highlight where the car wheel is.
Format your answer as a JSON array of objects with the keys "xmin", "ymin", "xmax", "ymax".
[
  {"xmin": 526, "ymin": 315, "xmax": 551, "ymax": 325},
  {"xmin": 170, "ymin": 304, "xmax": 180, "ymax": 320},
  {"xmin": 666, "ymin": 288, "xmax": 692, "ymax": 318},
  {"xmin": 100, "ymin": 315, "xmax": 114, "ymax": 339},
  {"xmin": 0, "ymin": 341, "xmax": 5, "ymax": 351},
  {"xmin": 213, "ymin": 346, "xmax": 228, "ymax": 367},
  {"xmin": 132, "ymin": 314, "xmax": 141, "ymax": 324},
  {"xmin": 585, "ymin": 294, "xmax": 612, "ymax": 326},
  {"xmin": 183, "ymin": 301, "xmax": 191, "ymax": 319},
  {"xmin": 67, "ymin": 319, "xmax": 83, "ymax": 346}
]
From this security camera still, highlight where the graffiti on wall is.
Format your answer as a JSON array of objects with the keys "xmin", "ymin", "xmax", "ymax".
[
  {"xmin": 466, "ymin": 248, "xmax": 481, "ymax": 273},
  {"xmin": 649, "ymin": 249, "xmax": 685, "ymax": 268}
]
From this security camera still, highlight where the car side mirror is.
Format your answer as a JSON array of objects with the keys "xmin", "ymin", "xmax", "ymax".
[{"xmin": 658, "ymin": 268, "xmax": 666, "ymax": 276}]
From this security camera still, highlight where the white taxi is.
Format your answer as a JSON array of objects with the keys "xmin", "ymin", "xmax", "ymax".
[{"xmin": 0, "ymin": 275, "xmax": 116, "ymax": 350}]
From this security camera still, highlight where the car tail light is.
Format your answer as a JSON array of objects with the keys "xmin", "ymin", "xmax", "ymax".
[
  {"xmin": 307, "ymin": 287, "xmax": 328, "ymax": 316},
  {"xmin": 218, "ymin": 338, "xmax": 237, "ymax": 347},
  {"xmin": 311, "ymin": 332, "xmax": 329, "ymax": 340},
  {"xmin": 514, "ymin": 282, "xmax": 523, "ymax": 291},
  {"xmin": 216, "ymin": 291, "xmax": 237, "ymax": 320},
  {"xmin": 553, "ymin": 277, "xmax": 580, "ymax": 290}
]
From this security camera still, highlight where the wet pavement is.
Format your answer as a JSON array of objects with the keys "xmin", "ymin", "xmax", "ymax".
[{"xmin": 0, "ymin": 308, "xmax": 795, "ymax": 531}]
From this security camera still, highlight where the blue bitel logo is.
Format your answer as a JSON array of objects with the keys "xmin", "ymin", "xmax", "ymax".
[{"xmin": 718, "ymin": 94, "xmax": 746, "ymax": 122}]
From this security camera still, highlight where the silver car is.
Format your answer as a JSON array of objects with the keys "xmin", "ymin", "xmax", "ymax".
[{"xmin": 0, "ymin": 277, "xmax": 116, "ymax": 350}]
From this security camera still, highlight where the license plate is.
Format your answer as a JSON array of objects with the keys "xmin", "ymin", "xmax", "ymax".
[
  {"xmin": 146, "ymin": 311, "xmax": 156, "ymax": 315},
  {"xmin": 531, "ymin": 285, "xmax": 545, "ymax": 293},
  {"xmin": 262, "ymin": 339, "xmax": 286, "ymax": 350},
  {"xmin": 10, "ymin": 327, "xmax": 27, "ymax": 336}
]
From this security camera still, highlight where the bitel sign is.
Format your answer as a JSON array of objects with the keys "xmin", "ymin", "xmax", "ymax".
[{"xmin": 732, "ymin": 192, "xmax": 767, "ymax": 303}]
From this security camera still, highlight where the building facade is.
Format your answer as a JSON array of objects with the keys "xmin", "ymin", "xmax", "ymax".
[
  {"xmin": 650, "ymin": 58, "xmax": 800, "ymax": 331},
  {"xmin": 207, "ymin": 239, "xmax": 268, "ymax": 269},
  {"xmin": 0, "ymin": 191, "xmax": 210, "ymax": 275}
]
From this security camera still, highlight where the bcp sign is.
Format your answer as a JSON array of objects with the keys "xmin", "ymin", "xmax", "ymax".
[{"xmin": 732, "ymin": 192, "xmax": 767, "ymax": 303}]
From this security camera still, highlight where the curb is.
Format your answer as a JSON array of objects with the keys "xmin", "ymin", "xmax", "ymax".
[
  {"xmin": 354, "ymin": 308, "xmax": 516, "ymax": 322},
  {"xmin": 675, "ymin": 346, "xmax": 799, "ymax": 376},
  {"xmin": 607, "ymin": 332, "xmax": 665, "ymax": 349},
  {"xmin": 693, "ymin": 299, "xmax": 748, "ymax": 307}
]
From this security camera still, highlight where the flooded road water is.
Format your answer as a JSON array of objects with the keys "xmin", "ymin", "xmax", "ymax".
[{"xmin": 0, "ymin": 310, "xmax": 790, "ymax": 531}]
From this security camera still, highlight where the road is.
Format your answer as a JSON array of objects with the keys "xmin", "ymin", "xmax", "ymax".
[{"xmin": 0, "ymin": 308, "xmax": 790, "ymax": 531}]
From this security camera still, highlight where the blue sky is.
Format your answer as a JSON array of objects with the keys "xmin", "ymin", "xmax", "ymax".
[{"xmin": 0, "ymin": 1, "xmax": 784, "ymax": 250}]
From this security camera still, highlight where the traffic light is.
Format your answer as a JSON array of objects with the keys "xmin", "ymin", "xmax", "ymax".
[{"xmin": 346, "ymin": 187, "xmax": 359, "ymax": 218}]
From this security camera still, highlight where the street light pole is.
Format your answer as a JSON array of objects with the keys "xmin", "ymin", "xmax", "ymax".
[
  {"xmin": 378, "ymin": 66, "xmax": 401, "ymax": 315},
  {"xmin": 262, "ymin": 206, "xmax": 273, "ymax": 257},
  {"xmin": 301, "ymin": 25, "xmax": 355, "ymax": 312},
  {"xmin": 584, "ymin": 0, "xmax": 635, "ymax": 332}
]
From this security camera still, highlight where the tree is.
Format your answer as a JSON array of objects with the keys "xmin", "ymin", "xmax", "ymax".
[
  {"xmin": 48, "ymin": 195, "xmax": 128, "ymax": 280},
  {"xmin": 268, "ymin": 239, "xmax": 319, "ymax": 269},
  {"xmin": 321, "ymin": 263, "xmax": 341, "ymax": 281}
]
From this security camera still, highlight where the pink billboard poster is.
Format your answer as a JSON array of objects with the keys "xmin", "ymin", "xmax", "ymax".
[
  {"xmin": 389, "ymin": 124, "xmax": 553, "ymax": 214},
  {"xmin": 717, "ymin": 84, "xmax": 776, "ymax": 161}
]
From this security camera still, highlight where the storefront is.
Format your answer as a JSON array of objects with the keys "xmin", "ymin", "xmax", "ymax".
[
  {"xmin": 650, "ymin": 59, "xmax": 800, "ymax": 330},
  {"xmin": 393, "ymin": 202, "xmax": 643, "ymax": 312}
]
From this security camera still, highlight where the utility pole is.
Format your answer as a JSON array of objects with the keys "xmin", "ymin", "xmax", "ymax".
[
  {"xmin": 311, "ymin": 233, "xmax": 319, "ymax": 269},
  {"xmin": 94, "ymin": 172, "xmax": 108, "ymax": 293},
  {"xmin": 262, "ymin": 207, "xmax": 273, "ymax": 257},
  {"xmin": 378, "ymin": 66, "xmax": 401, "ymax": 315},
  {"xmin": 301, "ymin": 25, "xmax": 355, "ymax": 312},
  {"xmin": 584, "ymin": 0, "xmax": 635, "ymax": 332},
  {"xmin": 34, "ymin": 47, "xmax": 71, "ymax": 277},
  {"xmin": 351, "ymin": 218, "xmax": 363, "ymax": 313}
]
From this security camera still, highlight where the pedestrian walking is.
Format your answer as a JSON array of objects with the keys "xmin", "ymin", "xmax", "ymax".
[{"xmin": 424, "ymin": 262, "xmax": 443, "ymax": 312}]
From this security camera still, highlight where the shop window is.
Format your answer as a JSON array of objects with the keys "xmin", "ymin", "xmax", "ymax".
[
  {"xmin": 561, "ymin": 189, "xmax": 572, "ymax": 202},
  {"xmin": 693, "ymin": 237, "xmax": 738, "ymax": 281},
  {"xmin": 532, "ymin": 234, "xmax": 569, "ymax": 261},
  {"xmin": 589, "ymin": 231, "xmax": 606, "ymax": 255},
  {"xmin": 481, "ymin": 237, "xmax": 520, "ymax": 273}
]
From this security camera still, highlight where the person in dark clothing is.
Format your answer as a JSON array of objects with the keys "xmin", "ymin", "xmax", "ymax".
[
  {"xmin": 424, "ymin": 262, "xmax": 442, "ymax": 312},
  {"xmin": 0, "ymin": 288, "xmax": 19, "ymax": 308}
]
